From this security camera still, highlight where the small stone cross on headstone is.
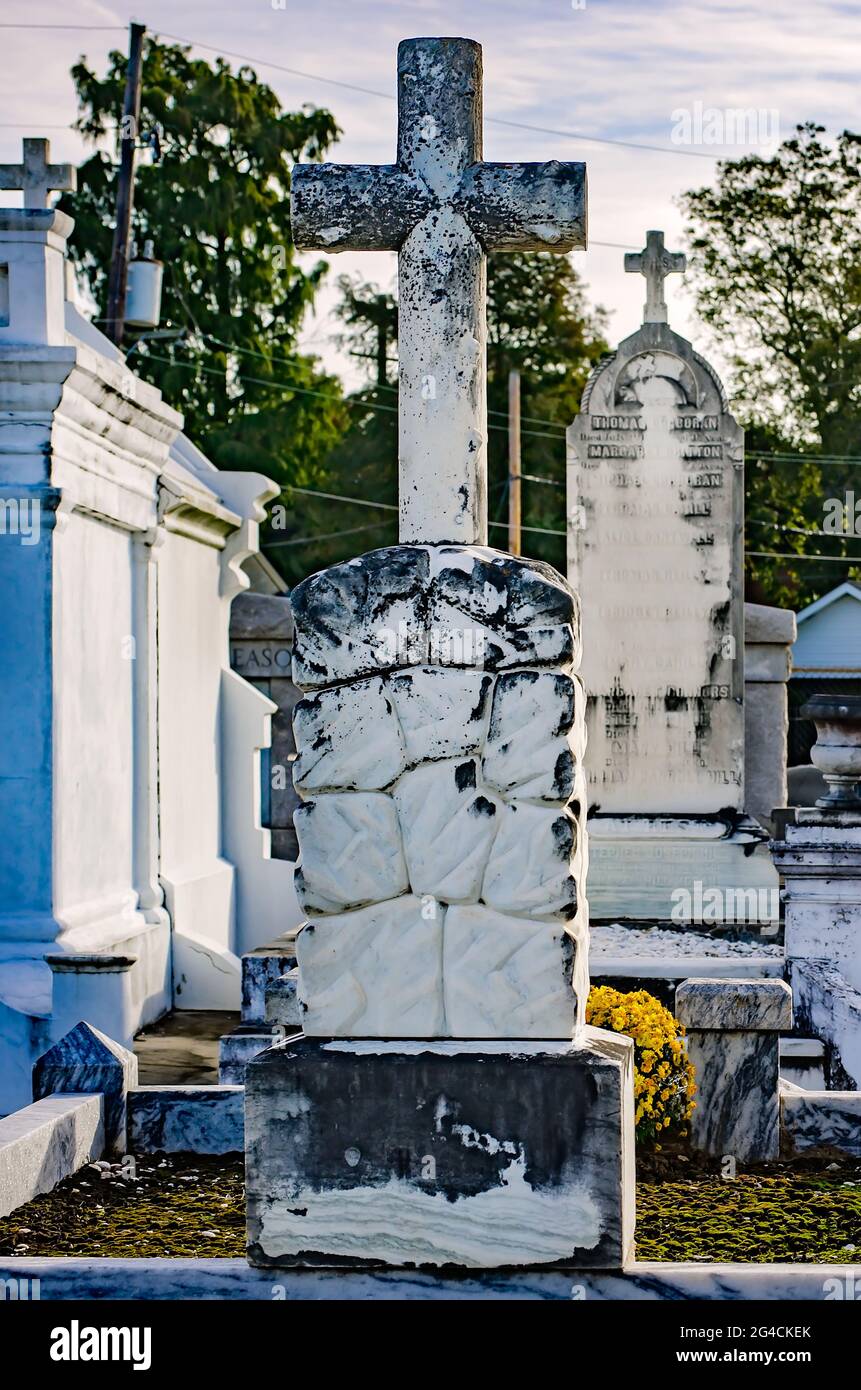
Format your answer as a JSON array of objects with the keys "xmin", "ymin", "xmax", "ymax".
[
  {"xmin": 0, "ymin": 138, "xmax": 77, "ymax": 210},
  {"xmin": 291, "ymin": 38, "xmax": 586, "ymax": 545},
  {"xmin": 624, "ymin": 229, "xmax": 685, "ymax": 325}
]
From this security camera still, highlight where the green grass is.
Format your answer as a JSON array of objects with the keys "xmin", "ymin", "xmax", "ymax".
[
  {"xmin": 1, "ymin": 1154, "xmax": 860, "ymax": 1263},
  {"xmin": 636, "ymin": 1173, "xmax": 861, "ymax": 1263}
]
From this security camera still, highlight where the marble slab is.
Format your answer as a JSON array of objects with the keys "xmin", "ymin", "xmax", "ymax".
[
  {"xmin": 32, "ymin": 1021, "xmax": 137, "ymax": 1154},
  {"xmin": 685, "ymin": 1028, "xmax": 781, "ymax": 1162},
  {"xmin": 567, "ymin": 321, "xmax": 744, "ymax": 815},
  {"xmin": 245, "ymin": 1030, "xmax": 634, "ymax": 1270},
  {"xmin": 0, "ymin": 1257, "xmax": 851, "ymax": 1300},
  {"xmin": 290, "ymin": 545, "xmax": 430, "ymax": 688},
  {"xmin": 388, "ymin": 666, "xmax": 493, "ymax": 765},
  {"xmin": 264, "ymin": 969, "xmax": 302, "ymax": 1029},
  {"xmin": 241, "ymin": 935, "xmax": 299, "ymax": 1024},
  {"xmin": 780, "ymin": 1082, "xmax": 861, "ymax": 1156},
  {"xmin": 585, "ymin": 816, "xmax": 779, "ymax": 924},
  {"xmin": 0, "ymin": 1094, "xmax": 104, "ymax": 1219},
  {"xmin": 128, "ymin": 1086, "xmax": 244, "ymax": 1155},
  {"xmin": 443, "ymin": 906, "xmax": 586, "ymax": 1037},
  {"xmin": 483, "ymin": 671, "xmax": 580, "ymax": 803},
  {"xmin": 394, "ymin": 759, "xmax": 501, "ymax": 902},
  {"xmin": 482, "ymin": 802, "xmax": 580, "ymax": 920}
]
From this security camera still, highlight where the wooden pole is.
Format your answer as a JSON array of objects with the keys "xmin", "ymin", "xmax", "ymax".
[
  {"xmin": 105, "ymin": 22, "xmax": 146, "ymax": 346},
  {"xmin": 508, "ymin": 368, "xmax": 522, "ymax": 555}
]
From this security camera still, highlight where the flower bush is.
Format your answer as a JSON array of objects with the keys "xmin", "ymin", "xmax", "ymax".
[{"xmin": 586, "ymin": 986, "xmax": 695, "ymax": 1144}]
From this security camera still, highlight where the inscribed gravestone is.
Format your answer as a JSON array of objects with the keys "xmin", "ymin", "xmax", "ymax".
[
  {"xmin": 568, "ymin": 230, "xmax": 744, "ymax": 815},
  {"xmin": 567, "ymin": 232, "xmax": 777, "ymax": 924}
]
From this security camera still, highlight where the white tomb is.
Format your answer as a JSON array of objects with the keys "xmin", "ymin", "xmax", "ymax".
[{"xmin": 0, "ymin": 140, "xmax": 302, "ymax": 1113}]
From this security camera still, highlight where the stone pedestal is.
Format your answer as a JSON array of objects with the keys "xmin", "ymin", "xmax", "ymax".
[
  {"xmin": 229, "ymin": 592, "xmax": 301, "ymax": 861},
  {"xmin": 744, "ymin": 602, "xmax": 796, "ymax": 829},
  {"xmin": 772, "ymin": 810, "xmax": 861, "ymax": 1088},
  {"xmin": 676, "ymin": 977, "xmax": 792, "ymax": 1161},
  {"xmin": 46, "ymin": 953, "xmax": 138, "ymax": 1052},
  {"xmin": 244, "ymin": 540, "xmax": 633, "ymax": 1270},
  {"xmin": 771, "ymin": 693, "xmax": 861, "ymax": 1088},
  {"xmin": 246, "ymin": 1030, "xmax": 634, "ymax": 1270}
]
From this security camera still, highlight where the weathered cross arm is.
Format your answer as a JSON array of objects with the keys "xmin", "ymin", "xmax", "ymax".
[
  {"xmin": 290, "ymin": 165, "xmax": 429, "ymax": 249},
  {"xmin": 292, "ymin": 159, "xmax": 586, "ymax": 254},
  {"xmin": 453, "ymin": 161, "xmax": 586, "ymax": 251}
]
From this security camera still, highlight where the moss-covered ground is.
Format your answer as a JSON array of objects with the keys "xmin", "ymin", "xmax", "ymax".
[{"xmin": 1, "ymin": 1150, "xmax": 859, "ymax": 1262}]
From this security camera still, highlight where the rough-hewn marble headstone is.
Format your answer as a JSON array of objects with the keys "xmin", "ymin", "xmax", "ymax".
[
  {"xmin": 246, "ymin": 35, "xmax": 634, "ymax": 1273},
  {"xmin": 289, "ymin": 543, "xmax": 588, "ymax": 1038}
]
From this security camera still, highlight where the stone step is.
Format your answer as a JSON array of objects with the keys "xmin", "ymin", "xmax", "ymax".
[
  {"xmin": 240, "ymin": 929, "xmax": 302, "ymax": 1024},
  {"xmin": 779, "ymin": 1036, "xmax": 826, "ymax": 1091}
]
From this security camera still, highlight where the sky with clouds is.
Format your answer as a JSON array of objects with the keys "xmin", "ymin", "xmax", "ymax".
[{"xmin": 1, "ymin": 0, "xmax": 859, "ymax": 383}]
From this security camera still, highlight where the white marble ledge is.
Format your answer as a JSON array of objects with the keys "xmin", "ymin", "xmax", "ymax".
[
  {"xmin": 591, "ymin": 925, "xmax": 784, "ymax": 960},
  {"xmin": 592, "ymin": 956, "xmax": 785, "ymax": 981},
  {"xmin": 0, "ymin": 1258, "xmax": 853, "ymax": 1300}
]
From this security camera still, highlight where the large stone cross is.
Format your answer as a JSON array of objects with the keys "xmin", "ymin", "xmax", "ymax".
[
  {"xmin": 0, "ymin": 138, "xmax": 77, "ymax": 210},
  {"xmin": 291, "ymin": 37, "xmax": 586, "ymax": 546},
  {"xmin": 624, "ymin": 229, "xmax": 685, "ymax": 326}
]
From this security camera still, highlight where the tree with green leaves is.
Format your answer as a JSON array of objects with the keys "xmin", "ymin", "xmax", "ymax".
[
  {"xmin": 273, "ymin": 252, "xmax": 607, "ymax": 584},
  {"xmin": 681, "ymin": 123, "xmax": 861, "ymax": 606},
  {"xmin": 61, "ymin": 35, "xmax": 346, "ymax": 489}
]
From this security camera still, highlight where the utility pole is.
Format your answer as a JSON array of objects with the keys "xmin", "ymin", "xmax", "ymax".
[
  {"xmin": 508, "ymin": 368, "xmax": 522, "ymax": 555},
  {"xmin": 105, "ymin": 21, "xmax": 146, "ymax": 346}
]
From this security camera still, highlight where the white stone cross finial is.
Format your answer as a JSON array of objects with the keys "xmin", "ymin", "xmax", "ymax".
[
  {"xmin": 0, "ymin": 138, "xmax": 77, "ymax": 211},
  {"xmin": 624, "ymin": 229, "xmax": 685, "ymax": 326},
  {"xmin": 291, "ymin": 38, "xmax": 586, "ymax": 546}
]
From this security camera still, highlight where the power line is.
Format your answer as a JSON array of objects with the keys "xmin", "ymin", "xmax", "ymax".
[
  {"xmin": 281, "ymin": 482, "xmax": 566, "ymax": 537},
  {"xmin": 747, "ymin": 550, "xmax": 861, "ymax": 564},
  {"xmin": 747, "ymin": 517, "xmax": 860, "ymax": 540},
  {"xmin": 267, "ymin": 520, "xmax": 393, "ymax": 548},
  {"xmin": 0, "ymin": 23, "xmax": 125, "ymax": 29},
  {"xmin": 285, "ymin": 485, "xmax": 395, "ymax": 511},
  {"xmin": 156, "ymin": 30, "xmax": 722, "ymax": 162},
  {"xmin": 1, "ymin": 21, "xmax": 721, "ymax": 164},
  {"xmin": 145, "ymin": 351, "xmax": 387, "ymax": 412},
  {"xmin": 200, "ymin": 337, "xmax": 861, "ymax": 461}
]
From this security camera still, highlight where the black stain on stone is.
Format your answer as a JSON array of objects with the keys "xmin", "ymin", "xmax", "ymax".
[
  {"xmin": 468, "ymin": 675, "xmax": 493, "ymax": 722},
  {"xmin": 454, "ymin": 760, "xmax": 477, "ymax": 792},
  {"xmin": 553, "ymin": 748, "xmax": 574, "ymax": 797}
]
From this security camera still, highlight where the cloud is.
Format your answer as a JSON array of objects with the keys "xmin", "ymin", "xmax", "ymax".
[{"xmin": 1, "ymin": 0, "xmax": 855, "ymax": 387}]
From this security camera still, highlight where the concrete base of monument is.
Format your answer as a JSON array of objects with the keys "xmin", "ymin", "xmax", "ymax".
[
  {"xmin": 586, "ymin": 815, "xmax": 779, "ymax": 925},
  {"xmin": 245, "ymin": 1029, "xmax": 634, "ymax": 1271}
]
